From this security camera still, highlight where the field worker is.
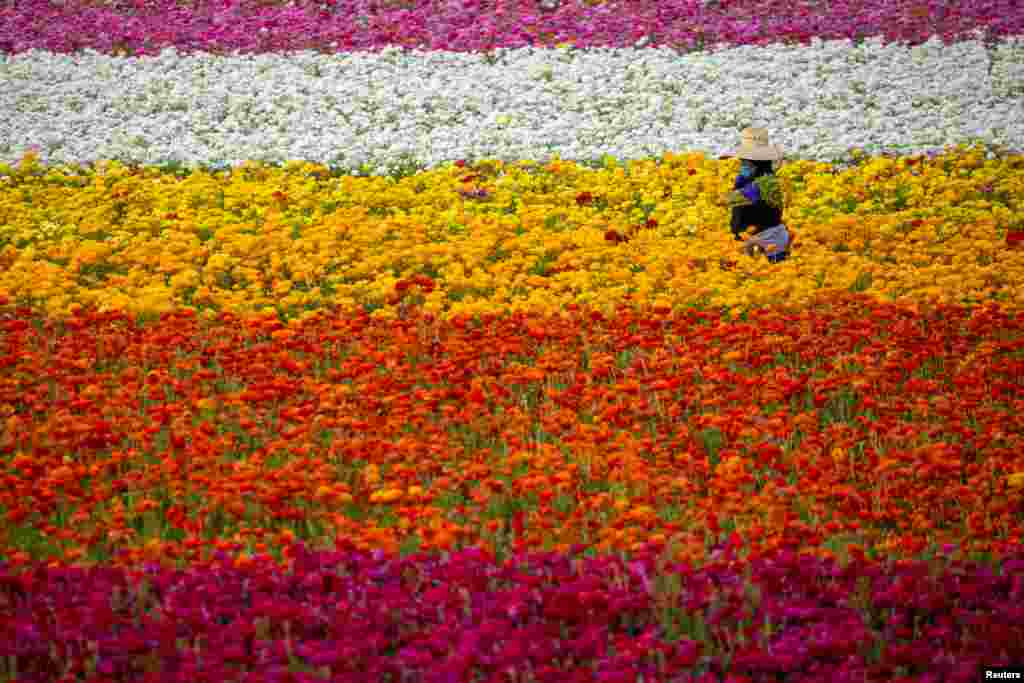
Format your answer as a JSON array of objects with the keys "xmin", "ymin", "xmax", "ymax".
[{"xmin": 724, "ymin": 128, "xmax": 792, "ymax": 264}]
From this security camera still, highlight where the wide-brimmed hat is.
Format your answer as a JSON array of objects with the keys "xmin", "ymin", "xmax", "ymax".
[{"xmin": 734, "ymin": 128, "xmax": 784, "ymax": 161}]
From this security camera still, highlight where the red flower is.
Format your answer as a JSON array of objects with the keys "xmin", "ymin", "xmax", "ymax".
[
  {"xmin": 688, "ymin": 168, "xmax": 697, "ymax": 176},
  {"xmin": 461, "ymin": 174, "xmax": 478, "ymax": 183},
  {"xmin": 1007, "ymin": 230, "xmax": 1024, "ymax": 248},
  {"xmin": 454, "ymin": 160, "xmax": 466, "ymax": 168},
  {"xmin": 576, "ymin": 191, "xmax": 594, "ymax": 206},
  {"xmin": 511, "ymin": 511, "xmax": 525, "ymax": 537},
  {"xmin": 645, "ymin": 218, "xmax": 658, "ymax": 229},
  {"xmin": 272, "ymin": 190, "xmax": 287, "ymax": 202}
]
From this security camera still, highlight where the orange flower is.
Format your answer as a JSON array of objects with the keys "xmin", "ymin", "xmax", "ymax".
[
  {"xmin": 370, "ymin": 489, "xmax": 404, "ymax": 504},
  {"xmin": 0, "ymin": 294, "xmax": 1021, "ymax": 568}
]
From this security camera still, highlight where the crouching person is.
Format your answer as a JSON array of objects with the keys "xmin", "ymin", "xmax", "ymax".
[{"xmin": 724, "ymin": 128, "xmax": 792, "ymax": 264}]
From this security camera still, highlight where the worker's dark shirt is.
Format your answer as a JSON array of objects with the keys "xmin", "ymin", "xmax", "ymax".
[{"xmin": 731, "ymin": 174, "xmax": 783, "ymax": 240}]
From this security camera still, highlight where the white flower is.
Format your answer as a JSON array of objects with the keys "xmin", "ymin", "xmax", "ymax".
[{"xmin": 2, "ymin": 38, "xmax": 1022, "ymax": 169}]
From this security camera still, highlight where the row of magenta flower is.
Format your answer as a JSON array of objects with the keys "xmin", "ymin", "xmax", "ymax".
[
  {"xmin": 3, "ymin": 542, "xmax": 1022, "ymax": 682},
  {"xmin": 2, "ymin": 0, "xmax": 1023, "ymax": 56}
]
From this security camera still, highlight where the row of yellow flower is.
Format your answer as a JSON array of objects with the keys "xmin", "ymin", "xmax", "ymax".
[{"xmin": 0, "ymin": 146, "xmax": 1022, "ymax": 320}]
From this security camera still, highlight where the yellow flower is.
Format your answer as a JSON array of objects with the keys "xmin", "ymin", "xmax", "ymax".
[{"xmin": 0, "ymin": 148, "xmax": 1020, "ymax": 319}]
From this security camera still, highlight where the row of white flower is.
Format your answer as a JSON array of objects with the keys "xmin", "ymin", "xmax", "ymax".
[{"xmin": 2, "ymin": 36, "xmax": 1023, "ymax": 171}]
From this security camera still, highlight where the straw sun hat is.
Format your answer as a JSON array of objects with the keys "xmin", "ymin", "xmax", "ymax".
[{"xmin": 734, "ymin": 127, "xmax": 784, "ymax": 161}]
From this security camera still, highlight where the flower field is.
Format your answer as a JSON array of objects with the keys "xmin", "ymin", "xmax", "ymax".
[{"xmin": 2, "ymin": 0, "xmax": 1024, "ymax": 681}]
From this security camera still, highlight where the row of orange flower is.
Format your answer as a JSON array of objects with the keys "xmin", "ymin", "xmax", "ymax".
[{"xmin": 1, "ymin": 293, "xmax": 1022, "ymax": 570}]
